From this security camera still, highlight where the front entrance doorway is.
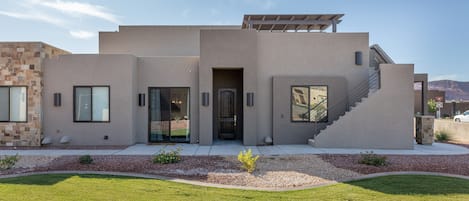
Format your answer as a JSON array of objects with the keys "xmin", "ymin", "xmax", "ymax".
[
  {"xmin": 148, "ymin": 87, "xmax": 190, "ymax": 143},
  {"xmin": 218, "ymin": 88, "xmax": 237, "ymax": 139},
  {"xmin": 213, "ymin": 69, "xmax": 243, "ymax": 142}
]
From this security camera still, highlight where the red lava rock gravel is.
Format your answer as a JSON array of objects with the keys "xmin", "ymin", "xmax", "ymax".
[{"xmin": 320, "ymin": 154, "xmax": 469, "ymax": 176}]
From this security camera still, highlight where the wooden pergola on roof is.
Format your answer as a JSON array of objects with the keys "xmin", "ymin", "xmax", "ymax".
[{"xmin": 242, "ymin": 14, "xmax": 344, "ymax": 32}]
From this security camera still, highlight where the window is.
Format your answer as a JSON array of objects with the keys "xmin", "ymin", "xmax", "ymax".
[
  {"xmin": 0, "ymin": 86, "xmax": 27, "ymax": 122},
  {"xmin": 291, "ymin": 86, "xmax": 328, "ymax": 122},
  {"xmin": 74, "ymin": 86, "xmax": 110, "ymax": 122}
]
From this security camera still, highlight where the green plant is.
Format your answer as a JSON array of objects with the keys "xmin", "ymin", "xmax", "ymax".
[
  {"xmin": 0, "ymin": 154, "xmax": 20, "ymax": 170},
  {"xmin": 237, "ymin": 149, "xmax": 259, "ymax": 173},
  {"xmin": 435, "ymin": 130, "xmax": 451, "ymax": 142},
  {"xmin": 153, "ymin": 147, "xmax": 182, "ymax": 164},
  {"xmin": 428, "ymin": 99, "xmax": 437, "ymax": 113},
  {"xmin": 79, "ymin": 155, "xmax": 93, "ymax": 165},
  {"xmin": 359, "ymin": 151, "xmax": 387, "ymax": 166}
]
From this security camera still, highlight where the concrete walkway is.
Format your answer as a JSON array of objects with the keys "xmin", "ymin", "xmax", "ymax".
[{"xmin": 0, "ymin": 142, "xmax": 468, "ymax": 156}]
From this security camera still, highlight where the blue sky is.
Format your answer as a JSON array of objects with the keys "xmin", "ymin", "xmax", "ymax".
[{"xmin": 0, "ymin": 0, "xmax": 467, "ymax": 81}]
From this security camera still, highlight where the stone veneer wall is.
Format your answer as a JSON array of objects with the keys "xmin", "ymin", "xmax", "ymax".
[{"xmin": 0, "ymin": 42, "xmax": 69, "ymax": 146}]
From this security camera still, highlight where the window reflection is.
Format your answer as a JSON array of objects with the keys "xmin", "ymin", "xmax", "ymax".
[{"xmin": 291, "ymin": 86, "xmax": 328, "ymax": 122}]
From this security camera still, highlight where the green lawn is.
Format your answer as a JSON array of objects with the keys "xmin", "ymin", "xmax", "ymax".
[
  {"xmin": 1, "ymin": 174, "xmax": 469, "ymax": 201},
  {"xmin": 151, "ymin": 129, "xmax": 189, "ymax": 137}
]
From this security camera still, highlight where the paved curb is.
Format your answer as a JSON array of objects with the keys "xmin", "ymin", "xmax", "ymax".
[
  {"xmin": 1, "ymin": 142, "xmax": 469, "ymax": 156},
  {"xmin": 1, "ymin": 171, "xmax": 469, "ymax": 192}
]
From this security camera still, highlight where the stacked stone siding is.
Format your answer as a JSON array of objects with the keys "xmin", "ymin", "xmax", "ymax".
[{"xmin": 0, "ymin": 42, "xmax": 68, "ymax": 146}]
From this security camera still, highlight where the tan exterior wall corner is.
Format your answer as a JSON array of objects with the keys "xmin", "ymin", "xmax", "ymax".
[{"xmin": 314, "ymin": 64, "xmax": 415, "ymax": 149}]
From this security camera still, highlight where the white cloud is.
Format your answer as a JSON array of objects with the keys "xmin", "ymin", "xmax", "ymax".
[
  {"xmin": 0, "ymin": 0, "xmax": 120, "ymax": 40},
  {"xmin": 69, "ymin": 30, "xmax": 95, "ymax": 39},
  {"xmin": 430, "ymin": 74, "xmax": 459, "ymax": 81},
  {"xmin": 0, "ymin": 10, "xmax": 65, "ymax": 26},
  {"xmin": 31, "ymin": 0, "xmax": 120, "ymax": 24}
]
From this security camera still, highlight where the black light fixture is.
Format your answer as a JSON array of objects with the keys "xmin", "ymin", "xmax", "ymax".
[
  {"xmin": 53, "ymin": 93, "xmax": 61, "ymax": 107},
  {"xmin": 247, "ymin": 92, "xmax": 254, "ymax": 107},
  {"xmin": 138, "ymin": 93, "xmax": 145, "ymax": 107},
  {"xmin": 202, "ymin": 92, "xmax": 209, "ymax": 106},
  {"xmin": 355, "ymin": 51, "xmax": 362, "ymax": 65}
]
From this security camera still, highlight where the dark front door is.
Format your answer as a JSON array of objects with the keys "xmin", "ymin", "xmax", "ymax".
[
  {"xmin": 148, "ymin": 87, "xmax": 190, "ymax": 143},
  {"xmin": 218, "ymin": 88, "xmax": 237, "ymax": 139}
]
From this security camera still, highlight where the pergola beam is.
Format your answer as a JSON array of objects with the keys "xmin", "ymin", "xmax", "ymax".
[
  {"xmin": 257, "ymin": 16, "xmax": 266, "ymax": 31},
  {"xmin": 244, "ymin": 19, "xmax": 341, "ymax": 26},
  {"xmin": 243, "ymin": 14, "xmax": 344, "ymax": 32},
  {"xmin": 269, "ymin": 16, "xmax": 280, "ymax": 32}
]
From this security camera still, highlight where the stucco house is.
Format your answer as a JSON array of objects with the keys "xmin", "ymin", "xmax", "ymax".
[{"xmin": 0, "ymin": 14, "xmax": 417, "ymax": 149}]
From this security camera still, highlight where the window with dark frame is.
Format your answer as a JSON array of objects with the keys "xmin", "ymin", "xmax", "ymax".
[
  {"xmin": 291, "ymin": 85, "xmax": 328, "ymax": 123},
  {"xmin": 73, "ymin": 86, "xmax": 110, "ymax": 122},
  {"xmin": 0, "ymin": 86, "xmax": 28, "ymax": 122}
]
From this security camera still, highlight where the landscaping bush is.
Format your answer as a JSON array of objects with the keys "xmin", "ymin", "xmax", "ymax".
[
  {"xmin": 153, "ymin": 147, "xmax": 182, "ymax": 164},
  {"xmin": 237, "ymin": 149, "xmax": 259, "ymax": 173},
  {"xmin": 435, "ymin": 131, "xmax": 451, "ymax": 142},
  {"xmin": 0, "ymin": 154, "xmax": 20, "ymax": 170},
  {"xmin": 79, "ymin": 155, "xmax": 93, "ymax": 165},
  {"xmin": 359, "ymin": 151, "xmax": 387, "ymax": 166}
]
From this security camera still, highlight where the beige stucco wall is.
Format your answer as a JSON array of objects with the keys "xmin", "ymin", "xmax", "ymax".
[
  {"xmin": 43, "ymin": 54, "xmax": 137, "ymax": 146},
  {"xmin": 314, "ymin": 64, "xmax": 415, "ymax": 149},
  {"xmin": 0, "ymin": 42, "xmax": 68, "ymax": 146},
  {"xmin": 136, "ymin": 56, "xmax": 199, "ymax": 143},
  {"xmin": 434, "ymin": 119, "xmax": 469, "ymax": 143},
  {"xmin": 257, "ymin": 32, "xmax": 370, "ymax": 145},
  {"xmin": 199, "ymin": 31, "xmax": 370, "ymax": 145},
  {"xmin": 199, "ymin": 29, "xmax": 258, "ymax": 145},
  {"xmin": 272, "ymin": 76, "xmax": 348, "ymax": 144},
  {"xmin": 99, "ymin": 26, "xmax": 239, "ymax": 57}
]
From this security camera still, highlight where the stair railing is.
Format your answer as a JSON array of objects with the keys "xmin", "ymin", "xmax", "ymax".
[{"xmin": 311, "ymin": 68, "xmax": 381, "ymax": 137}]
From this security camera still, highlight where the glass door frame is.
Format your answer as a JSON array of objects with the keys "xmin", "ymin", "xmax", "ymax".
[{"xmin": 147, "ymin": 87, "xmax": 190, "ymax": 143}]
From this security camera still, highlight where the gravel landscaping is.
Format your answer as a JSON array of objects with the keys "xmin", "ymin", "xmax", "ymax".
[
  {"xmin": 320, "ymin": 154, "xmax": 469, "ymax": 176},
  {"xmin": 3, "ymin": 153, "xmax": 469, "ymax": 188},
  {"xmin": 0, "ymin": 155, "xmax": 361, "ymax": 188}
]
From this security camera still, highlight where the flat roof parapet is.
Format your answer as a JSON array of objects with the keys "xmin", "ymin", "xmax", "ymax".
[{"xmin": 242, "ymin": 14, "xmax": 344, "ymax": 32}]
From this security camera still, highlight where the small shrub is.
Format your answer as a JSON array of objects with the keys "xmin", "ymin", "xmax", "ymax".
[
  {"xmin": 79, "ymin": 155, "xmax": 93, "ymax": 165},
  {"xmin": 0, "ymin": 154, "xmax": 20, "ymax": 170},
  {"xmin": 359, "ymin": 151, "xmax": 387, "ymax": 166},
  {"xmin": 153, "ymin": 147, "xmax": 182, "ymax": 164},
  {"xmin": 435, "ymin": 131, "xmax": 451, "ymax": 142},
  {"xmin": 237, "ymin": 149, "xmax": 259, "ymax": 173}
]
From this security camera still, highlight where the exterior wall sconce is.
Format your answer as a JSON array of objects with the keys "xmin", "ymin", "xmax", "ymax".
[
  {"xmin": 138, "ymin": 93, "xmax": 145, "ymax": 107},
  {"xmin": 247, "ymin": 92, "xmax": 254, "ymax": 107},
  {"xmin": 202, "ymin": 92, "xmax": 209, "ymax": 106},
  {"xmin": 53, "ymin": 93, "xmax": 61, "ymax": 107},
  {"xmin": 355, "ymin": 51, "xmax": 362, "ymax": 65}
]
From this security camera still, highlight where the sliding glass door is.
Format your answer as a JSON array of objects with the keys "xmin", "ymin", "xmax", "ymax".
[{"xmin": 148, "ymin": 87, "xmax": 190, "ymax": 143}]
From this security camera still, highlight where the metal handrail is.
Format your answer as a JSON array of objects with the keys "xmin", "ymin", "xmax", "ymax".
[
  {"xmin": 300, "ymin": 98, "xmax": 328, "ymax": 119},
  {"xmin": 311, "ymin": 68, "xmax": 381, "ymax": 137}
]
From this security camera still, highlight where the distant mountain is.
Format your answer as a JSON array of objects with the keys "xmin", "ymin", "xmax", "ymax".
[{"xmin": 429, "ymin": 80, "xmax": 469, "ymax": 101}]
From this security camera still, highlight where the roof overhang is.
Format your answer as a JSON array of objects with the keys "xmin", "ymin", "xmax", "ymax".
[{"xmin": 242, "ymin": 14, "xmax": 344, "ymax": 32}]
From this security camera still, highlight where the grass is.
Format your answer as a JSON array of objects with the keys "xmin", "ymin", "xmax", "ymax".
[
  {"xmin": 150, "ymin": 129, "xmax": 189, "ymax": 137},
  {"xmin": 1, "ymin": 174, "xmax": 469, "ymax": 200}
]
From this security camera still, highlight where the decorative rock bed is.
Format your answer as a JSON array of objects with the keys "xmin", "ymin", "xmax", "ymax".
[{"xmin": 2, "ymin": 154, "xmax": 469, "ymax": 188}]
